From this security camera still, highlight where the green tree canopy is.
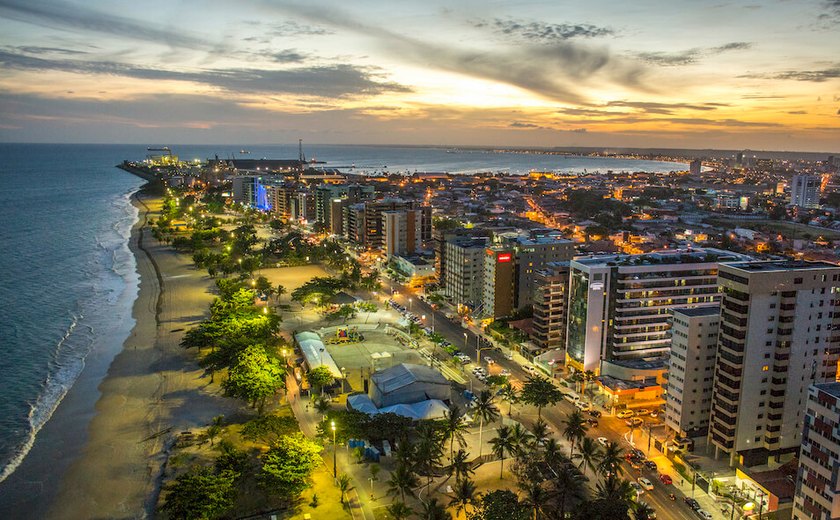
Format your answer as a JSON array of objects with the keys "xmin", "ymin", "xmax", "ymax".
[
  {"xmin": 160, "ymin": 467, "xmax": 238, "ymax": 520},
  {"xmin": 306, "ymin": 365, "xmax": 335, "ymax": 393},
  {"xmin": 241, "ymin": 414, "xmax": 299, "ymax": 446},
  {"xmin": 259, "ymin": 433, "xmax": 322, "ymax": 498},
  {"xmin": 468, "ymin": 489, "xmax": 529, "ymax": 520},
  {"xmin": 520, "ymin": 376, "xmax": 563, "ymax": 419},
  {"xmin": 222, "ymin": 345, "xmax": 285, "ymax": 414}
]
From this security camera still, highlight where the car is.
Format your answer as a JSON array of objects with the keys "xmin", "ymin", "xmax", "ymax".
[
  {"xmin": 649, "ymin": 410, "xmax": 659, "ymax": 418},
  {"xmin": 626, "ymin": 417, "xmax": 644, "ymax": 427},
  {"xmin": 696, "ymin": 510, "xmax": 713, "ymax": 520},
  {"xmin": 576, "ymin": 401, "xmax": 592, "ymax": 411},
  {"xmin": 630, "ymin": 460, "xmax": 642, "ymax": 470},
  {"xmin": 504, "ymin": 352, "xmax": 514, "ymax": 360},
  {"xmin": 597, "ymin": 437, "xmax": 609, "ymax": 446},
  {"xmin": 684, "ymin": 497, "xmax": 700, "ymax": 511},
  {"xmin": 523, "ymin": 365, "xmax": 536, "ymax": 374},
  {"xmin": 629, "ymin": 482, "xmax": 645, "ymax": 496},
  {"xmin": 617, "ymin": 410, "xmax": 634, "ymax": 419},
  {"xmin": 589, "ymin": 409, "xmax": 602, "ymax": 418},
  {"xmin": 476, "ymin": 374, "xmax": 487, "ymax": 382},
  {"xmin": 643, "ymin": 460, "xmax": 657, "ymax": 471},
  {"xmin": 635, "ymin": 408, "xmax": 651, "ymax": 416},
  {"xmin": 500, "ymin": 369, "xmax": 511, "ymax": 377},
  {"xmin": 485, "ymin": 357, "xmax": 495, "ymax": 365},
  {"xmin": 630, "ymin": 449, "xmax": 646, "ymax": 460},
  {"xmin": 659, "ymin": 474, "xmax": 672, "ymax": 485},
  {"xmin": 637, "ymin": 477, "xmax": 654, "ymax": 491},
  {"xmin": 587, "ymin": 418, "xmax": 599, "ymax": 427}
]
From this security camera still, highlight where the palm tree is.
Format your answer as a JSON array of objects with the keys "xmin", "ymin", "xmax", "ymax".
[
  {"xmin": 542, "ymin": 437, "xmax": 563, "ymax": 465},
  {"xmin": 441, "ymin": 404, "xmax": 468, "ymax": 460},
  {"xmin": 530, "ymin": 419, "xmax": 550, "ymax": 447},
  {"xmin": 386, "ymin": 501, "xmax": 414, "ymax": 520},
  {"xmin": 598, "ymin": 441, "xmax": 624, "ymax": 478},
  {"xmin": 420, "ymin": 498, "xmax": 451, "ymax": 520},
  {"xmin": 449, "ymin": 449, "xmax": 474, "ymax": 482},
  {"xmin": 498, "ymin": 382, "xmax": 518, "ymax": 416},
  {"xmin": 337, "ymin": 473, "xmax": 352, "ymax": 505},
  {"xmin": 633, "ymin": 501, "xmax": 657, "ymax": 520},
  {"xmin": 510, "ymin": 422, "xmax": 535, "ymax": 455},
  {"xmin": 552, "ymin": 464, "xmax": 587, "ymax": 520},
  {"xmin": 489, "ymin": 425, "xmax": 516, "ymax": 478},
  {"xmin": 520, "ymin": 376, "xmax": 563, "ymax": 419},
  {"xmin": 596, "ymin": 474, "xmax": 636, "ymax": 506},
  {"xmin": 448, "ymin": 478, "xmax": 478, "ymax": 519},
  {"xmin": 578, "ymin": 436, "xmax": 603, "ymax": 476},
  {"xmin": 415, "ymin": 423, "xmax": 445, "ymax": 493},
  {"xmin": 522, "ymin": 481, "xmax": 549, "ymax": 520},
  {"xmin": 562, "ymin": 410, "xmax": 588, "ymax": 458},
  {"xmin": 387, "ymin": 462, "xmax": 419, "ymax": 503},
  {"xmin": 473, "ymin": 390, "xmax": 499, "ymax": 458}
]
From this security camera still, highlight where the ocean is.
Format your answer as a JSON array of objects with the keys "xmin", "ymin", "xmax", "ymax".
[{"xmin": 0, "ymin": 143, "xmax": 678, "ymax": 508}]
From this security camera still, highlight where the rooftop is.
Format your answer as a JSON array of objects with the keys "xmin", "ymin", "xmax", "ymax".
[
  {"xmin": 814, "ymin": 382, "xmax": 840, "ymax": 399},
  {"xmin": 371, "ymin": 363, "xmax": 449, "ymax": 394},
  {"xmin": 725, "ymin": 260, "xmax": 840, "ymax": 273},
  {"xmin": 672, "ymin": 306, "xmax": 721, "ymax": 318},
  {"xmin": 573, "ymin": 247, "xmax": 750, "ymax": 268}
]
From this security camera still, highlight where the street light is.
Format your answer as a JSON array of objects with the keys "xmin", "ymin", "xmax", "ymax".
[
  {"xmin": 331, "ymin": 420, "xmax": 337, "ymax": 478},
  {"xmin": 463, "ymin": 332, "xmax": 468, "ymax": 351},
  {"xmin": 409, "ymin": 298, "xmax": 413, "ymax": 311}
]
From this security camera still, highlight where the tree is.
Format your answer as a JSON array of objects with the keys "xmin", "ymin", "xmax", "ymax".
[
  {"xmin": 421, "ymin": 498, "xmax": 451, "ymax": 520},
  {"xmin": 441, "ymin": 404, "xmax": 469, "ymax": 460},
  {"xmin": 598, "ymin": 441, "xmax": 624, "ymax": 478},
  {"xmin": 449, "ymin": 478, "xmax": 478, "ymax": 519},
  {"xmin": 306, "ymin": 365, "xmax": 335, "ymax": 395},
  {"xmin": 387, "ymin": 462, "xmax": 419, "ymax": 503},
  {"xmin": 386, "ymin": 501, "xmax": 414, "ymax": 520},
  {"xmin": 472, "ymin": 390, "xmax": 500, "ymax": 457},
  {"xmin": 337, "ymin": 473, "xmax": 352, "ymax": 505},
  {"xmin": 578, "ymin": 436, "xmax": 602, "ymax": 475},
  {"xmin": 222, "ymin": 345, "xmax": 285, "ymax": 415},
  {"xmin": 562, "ymin": 410, "xmax": 588, "ymax": 458},
  {"xmin": 522, "ymin": 482, "xmax": 549, "ymax": 520},
  {"xmin": 449, "ymin": 449, "xmax": 474, "ymax": 482},
  {"xmin": 509, "ymin": 423, "xmax": 534, "ymax": 456},
  {"xmin": 520, "ymin": 376, "xmax": 562, "ymax": 419},
  {"xmin": 160, "ymin": 467, "xmax": 237, "ymax": 520},
  {"xmin": 489, "ymin": 425, "xmax": 516, "ymax": 479},
  {"xmin": 414, "ymin": 421, "xmax": 445, "ymax": 491},
  {"xmin": 241, "ymin": 414, "xmax": 299, "ymax": 446},
  {"xmin": 530, "ymin": 419, "xmax": 550, "ymax": 448},
  {"xmin": 632, "ymin": 501, "xmax": 656, "ymax": 520},
  {"xmin": 498, "ymin": 382, "xmax": 518, "ymax": 417},
  {"xmin": 469, "ymin": 490, "xmax": 529, "ymax": 520},
  {"xmin": 552, "ymin": 464, "xmax": 587, "ymax": 520},
  {"xmin": 205, "ymin": 415, "xmax": 224, "ymax": 447},
  {"xmin": 259, "ymin": 433, "xmax": 322, "ymax": 498}
]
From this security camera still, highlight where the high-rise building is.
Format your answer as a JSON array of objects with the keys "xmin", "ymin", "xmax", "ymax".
[
  {"xmin": 482, "ymin": 248, "xmax": 516, "ymax": 319},
  {"xmin": 383, "ymin": 209, "xmax": 425, "ymax": 258},
  {"xmin": 343, "ymin": 203, "xmax": 366, "ymax": 245},
  {"xmin": 665, "ymin": 306, "xmax": 720, "ymax": 441},
  {"xmin": 793, "ymin": 382, "xmax": 840, "ymax": 520},
  {"xmin": 566, "ymin": 248, "xmax": 748, "ymax": 373},
  {"xmin": 508, "ymin": 235, "xmax": 575, "ymax": 311},
  {"xmin": 790, "ymin": 174, "xmax": 821, "ymax": 208},
  {"xmin": 363, "ymin": 199, "xmax": 429, "ymax": 251},
  {"xmin": 690, "ymin": 159, "xmax": 702, "ymax": 176},
  {"xmin": 531, "ymin": 263, "xmax": 571, "ymax": 352},
  {"xmin": 314, "ymin": 184, "xmax": 374, "ymax": 225},
  {"xmin": 443, "ymin": 236, "xmax": 489, "ymax": 309},
  {"xmin": 709, "ymin": 261, "xmax": 840, "ymax": 467}
]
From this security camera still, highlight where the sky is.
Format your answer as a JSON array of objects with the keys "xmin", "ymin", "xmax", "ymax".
[{"xmin": 0, "ymin": 0, "xmax": 839, "ymax": 151}]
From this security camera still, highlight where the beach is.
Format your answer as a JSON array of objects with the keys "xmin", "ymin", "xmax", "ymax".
[{"xmin": 46, "ymin": 190, "xmax": 242, "ymax": 519}]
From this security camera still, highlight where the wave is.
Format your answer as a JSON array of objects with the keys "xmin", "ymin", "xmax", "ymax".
[{"xmin": 0, "ymin": 185, "xmax": 142, "ymax": 484}]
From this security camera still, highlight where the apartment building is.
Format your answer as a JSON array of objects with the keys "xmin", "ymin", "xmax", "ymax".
[
  {"xmin": 793, "ymin": 382, "xmax": 840, "ymax": 520},
  {"xmin": 508, "ymin": 235, "xmax": 575, "ymax": 310},
  {"xmin": 710, "ymin": 261, "xmax": 840, "ymax": 467},
  {"xmin": 791, "ymin": 174, "xmax": 820, "ymax": 209},
  {"xmin": 530, "ymin": 262, "xmax": 571, "ymax": 352},
  {"xmin": 566, "ymin": 248, "xmax": 747, "ymax": 373},
  {"xmin": 482, "ymin": 248, "xmax": 516, "ymax": 319},
  {"xmin": 363, "ymin": 199, "xmax": 430, "ymax": 251},
  {"xmin": 665, "ymin": 306, "xmax": 720, "ymax": 440},
  {"xmin": 443, "ymin": 236, "xmax": 489, "ymax": 309},
  {"xmin": 383, "ymin": 209, "xmax": 425, "ymax": 258}
]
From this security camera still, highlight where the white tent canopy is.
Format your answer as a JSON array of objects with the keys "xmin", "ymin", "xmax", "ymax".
[{"xmin": 295, "ymin": 331, "xmax": 342, "ymax": 378}]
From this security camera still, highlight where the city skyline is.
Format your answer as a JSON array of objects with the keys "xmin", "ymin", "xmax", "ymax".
[{"xmin": 1, "ymin": 0, "xmax": 839, "ymax": 151}]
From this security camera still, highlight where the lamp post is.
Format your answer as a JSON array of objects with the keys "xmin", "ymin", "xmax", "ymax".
[
  {"xmin": 463, "ymin": 332, "xmax": 468, "ymax": 351},
  {"xmin": 409, "ymin": 298, "xmax": 413, "ymax": 311},
  {"xmin": 331, "ymin": 420, "xmax": 337, "ymax": 478}
]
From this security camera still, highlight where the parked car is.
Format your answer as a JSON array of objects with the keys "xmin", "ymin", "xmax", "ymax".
[
  {"xmin": 617, "ymin": 410, "xmax": 635, "ymax": 419},
  {"xmin": 504, "ymin": 352, "xmax": 514, "ymax": 360},
  {"xmin": 586, "ymin": 418, "xmax": 599, "ymax": 427},
  {"xmin": 575, "ymin": 401, "xmax": 592, "ymax": 412},
  {"xmin": 630, "ymin": 449, "xmax": 646, "ymax": 460},
  {"xmin": 588, "ymin": 409, "xmax": 602, "ymax": 418},
  {"xmin": 649, "ymin": 410, "xmax": 659, "ymax": 418},
  {"xmin": 626, "ymin": 417, "xmax": 644, "ymax": 427},
  {"xmin": 696, "ymin": 510, "xmax": 713, "ymax": 520},
  {"xmin": 635, "ymin": 408, "xmax": 651, "ymax": 416},
  {"xmin": 597, "ymin": 437, "xmax": 609, "ymax": 446},
  {"xmin": 644, "ymin": 460, "xmax": 657, "ymax": 471},
  {"xmin": 629, "ymin": 482, "xmax": 645, "ymax": 496},
  {"xmin": 637, "ymin": 477, "xmax": 654, "ymax": 491},
  {"xmin": 659, "ymin": 474, "xmax": 672, "ymax": 485},
  {"xmin": 684, "ymin": 497, "xmax": 700, "ymax": 511},
  {"xmin": 485, "ymin": 357, "xmax": 495, "ymax": 365}
]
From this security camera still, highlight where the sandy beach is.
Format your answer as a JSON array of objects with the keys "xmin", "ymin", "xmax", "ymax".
[{"xmin": 45, "ymin": 191, "xmax": 243, "ymax": 519}]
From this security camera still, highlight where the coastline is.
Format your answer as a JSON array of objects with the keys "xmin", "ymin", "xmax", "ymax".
[{"xmin": 43, "ymin": 189, "xmax": 241, "ymax": 519}]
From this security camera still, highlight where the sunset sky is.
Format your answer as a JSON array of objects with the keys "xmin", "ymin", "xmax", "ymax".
[{"xmin": 1, "ymin": 0, "xmax": 839, "ymax": 151}]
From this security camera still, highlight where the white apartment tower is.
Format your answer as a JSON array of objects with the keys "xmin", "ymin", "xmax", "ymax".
[
  {"xmin": 665, "ymin": 306, "xmax": 720, "ymax": 440},
  {"xmin": 791, "ymin": 174, "xmax": 820, "ymax": 208},
  {"xmin": 710, "ymin": 261, "xmax": 840, "ymax": 467}
]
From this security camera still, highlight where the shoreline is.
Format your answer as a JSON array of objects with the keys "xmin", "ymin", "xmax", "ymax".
[{"xmin": 42, "ymin": 188, "xmax": 241, "ymax": 519}]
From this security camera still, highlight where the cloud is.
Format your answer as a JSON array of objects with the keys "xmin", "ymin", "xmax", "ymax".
[
  {"xmin": 509, "ymin": 121, "xmax": 541, "ymax": 128},
  {"xmin": 557, "ymin": 107, "xmax": 629, "ymax": 117},
  {"xmin": 634, "ymin": 42, "xmax": 752, "ymax": 66},
  {"xmin": 0, "ymin": 49, "xmax": 411, "ymax": 98},
  {"xmin": 480, "ymin": 18, "xmax": 615, "ymax": 42},
  {"xmin": 664, "ymin": 117, "xmax": 780, "ymax": 127},
  {"xmin": 605, "ymin": 100, "xmax": 727, "ymax": 114},
  {"xmin": 8, "ymin": 45, "xmax": 88, "ymax": 56},
  {"xmin": 265, "ymin": 49, "xmax": 309, "ymax": 63},
  {"xmin": 0, "ymin": 0, "xmax": 218, "ymax": 51},
  {"xmin": 569, "ymin": 128, "xmax": 587, "ymax": 133},
  {"xmin": 745, "ymin": 64, "xmax": 840, "ymax": 82},
  {"xmin": 787, "ymin": 110, "xmax": 807, "ymax": 114},
  {"xmin": 277, "ymin": 4, "xmax": 646, "ymax": 105},
  {"xmin": 270, "ymin": 20, "xmax": 331, "ymax": 36}
]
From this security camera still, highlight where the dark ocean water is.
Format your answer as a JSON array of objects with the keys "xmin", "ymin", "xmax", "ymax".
[{"xmin": 0, "ymin": 143, "xmax": 677, "ymax": 491}]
